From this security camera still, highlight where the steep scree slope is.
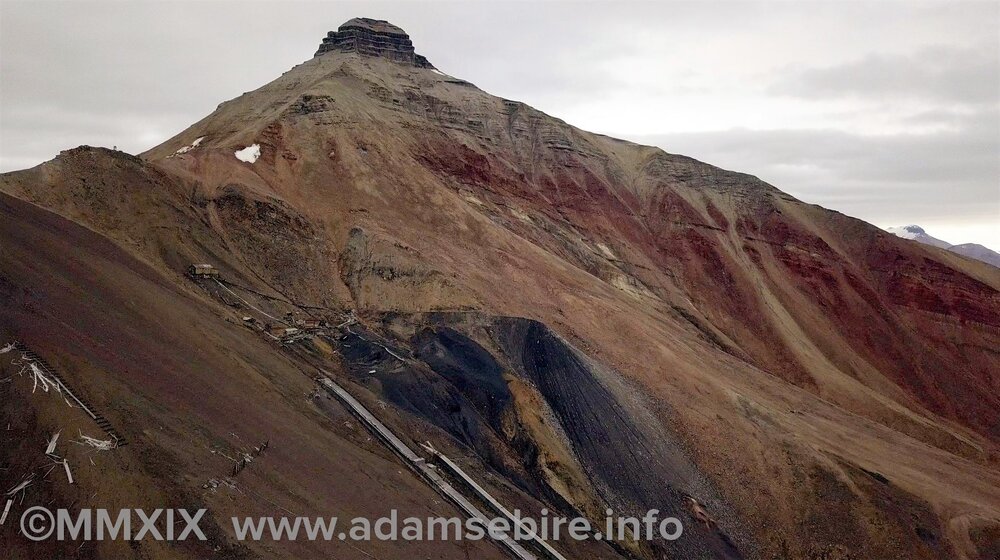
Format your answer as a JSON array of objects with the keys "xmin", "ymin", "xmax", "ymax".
[{"xmin": 2, "ymin": 19, "xmax": 1000, "ymax": 560}]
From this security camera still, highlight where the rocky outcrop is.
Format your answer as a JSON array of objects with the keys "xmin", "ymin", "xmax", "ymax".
[{"xmin": 315, "ymin": 18, "xmax": 433, "ymax": 68}]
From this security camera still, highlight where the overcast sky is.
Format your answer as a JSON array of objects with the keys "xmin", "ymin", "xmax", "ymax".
[{"xmin": 2, "ymin": 1, "xmax": 998, "ymax": 249}]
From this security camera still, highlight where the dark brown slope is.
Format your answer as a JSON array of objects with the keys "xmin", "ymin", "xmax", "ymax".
[
  {"xmin": 0, "ymin": 191, "xmax": 509, "ymax": 560},
  {"xmin": 133, "ymin": 37, "xmax": 1000, "ymax": 447},
  {"xmin": 2, "ymin": 19, "xmax": 1000, "ymax": 560}
]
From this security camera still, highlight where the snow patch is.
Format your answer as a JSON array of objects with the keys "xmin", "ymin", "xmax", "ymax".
[
  {"xmin": 431, "ymin": 69, "xmax": 450, "ymax": 78},
  {"xmin": 173, "ymin": 136, "xmax": 204, "ymax": 155},
  {"xmin": 234, "ymin": 144, "xmax": 261, "ymax": 163},
  {"xmin": 885, "ymin": 225, "xmax": 924, "ymax": 240}
]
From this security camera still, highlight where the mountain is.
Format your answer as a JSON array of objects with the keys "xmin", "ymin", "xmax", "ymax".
[
  {"xmin": 885, "ymin": 225, "xmax": 952, "ymax": 249},
  {"xmin": 2, "ymin": 18, "xmax": 999, "ymax": 560},
  {"xmin": 949, "ymin": 243, "xmax": 1000, "ymax": 268},
  {"xmin": 887, "ymin": 224, "xmax": 1000, "ymax": 268}
]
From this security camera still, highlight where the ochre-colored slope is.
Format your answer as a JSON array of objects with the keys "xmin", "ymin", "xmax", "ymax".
[
  {"xmin": 2, "ymin": 47, "xmax": 999, "ymax": 559},
  {"xmin": 139, "ymin": 51, "xmax": 999, "ymax": 446},
  {"xmin": 0, "ymin": 191, "xmax": 511, "ymax": 560}
]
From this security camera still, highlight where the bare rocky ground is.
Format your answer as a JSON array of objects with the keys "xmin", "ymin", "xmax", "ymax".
[{"xmin": 1, "ymin": 19, "xmax": 999, "ymax": 560}]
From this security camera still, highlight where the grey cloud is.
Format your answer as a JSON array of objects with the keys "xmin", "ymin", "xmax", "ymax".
[
  {"xmin": 0, "ymin": 1, "xmax": 719, "ymax": 167},
  {"xmin": 632, "ymin": 112, "xmax": 999, "ymax": 227},
  {"xmin": 1, "ymin": 1, "xmax": 997, "ymax": 247},
  {"xmin": 772, "ymin": 44, "xmax": 1000, "ymax": 105}
]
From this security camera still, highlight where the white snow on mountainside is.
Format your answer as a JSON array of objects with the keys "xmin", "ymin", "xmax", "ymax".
[
  {"xmin": 886, "ymin": 225, "xmax": 1000, "ymax": 268},
  {"xmin": 885, "ymin": 225, "xmax": 952, "ymax": 249}
]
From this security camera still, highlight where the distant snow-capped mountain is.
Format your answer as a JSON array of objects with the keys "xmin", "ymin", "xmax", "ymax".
[
  {"xmin": 886, "ymin": 225, "xmax": 1000, "ymax": 268},
  {"xmin": 885, "ymin": 225, "xmax": 952, "ymax": 249}
]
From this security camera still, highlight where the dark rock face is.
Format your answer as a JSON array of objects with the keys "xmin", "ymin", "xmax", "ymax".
[{"xmin": 315, "ymin": 17, "xmax": 433, "ymax": 68}]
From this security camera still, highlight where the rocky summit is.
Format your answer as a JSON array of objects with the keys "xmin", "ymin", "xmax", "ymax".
[
  {"xmin": 2, "ymin": 17, "xmax": 1000, "ymax": 560},
  {"xmin": 315, "ymin": 17, "xmax": 433, "ymax": 67}
]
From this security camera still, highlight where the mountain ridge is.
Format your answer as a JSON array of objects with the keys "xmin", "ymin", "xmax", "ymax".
[
  {"xmin": 886, "ymin": 224, "xmax": 1000, "ymax": 268},
  {"xmin": 2, "ymin": 19, "xmax": 999, "ymax": 560}
]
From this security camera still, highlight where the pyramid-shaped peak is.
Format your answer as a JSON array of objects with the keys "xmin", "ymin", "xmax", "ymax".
[{"xmin": 315, "ymin": 18, "xmax": 433, "ymax": 68}]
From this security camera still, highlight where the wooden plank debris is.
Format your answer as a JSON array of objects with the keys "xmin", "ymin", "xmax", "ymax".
[
  {"xmin": 46, "ymin": 430, "xmax": 61, "ymax": 456},
  {"xmin": 6, "ymin": 476, "xmax": 33, "ymax": 497},
  {"xmin": 76, "ymin": 432, "xmax": 114, "ymax": 451},
  {"xmin": 0, "ymin": 499, "xmax": 12, "ymax": 525},
  {"xmin": 16, "ymin": 344, "xmax": 98, "ymax": 419}
]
